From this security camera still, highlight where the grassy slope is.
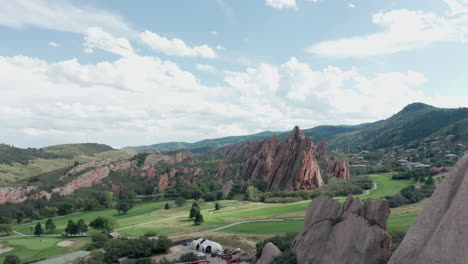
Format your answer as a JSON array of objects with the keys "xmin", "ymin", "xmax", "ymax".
[
  {"xmin": 219, "ymin": 220, "xmax": 304, "ymax": 235},
  {"xmin": 0, "ymin": 150, "xmax": 132, "ymax": 185},
  {"xmin": 0, "ymin": 237, "xmax": 90, "ymax": 263},
  {"xmin": 43, "ymin": 143, "xmax": 113, "ymax": 157}
]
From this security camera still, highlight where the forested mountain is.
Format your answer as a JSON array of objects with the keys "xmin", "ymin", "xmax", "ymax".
[{"xmin": 125, "ymin": 103, "xmax": 468, "ymax": 153}]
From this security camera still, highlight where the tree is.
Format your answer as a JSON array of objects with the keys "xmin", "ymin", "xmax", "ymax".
[
  {"xmin": 43, "ymin": 206, "xmax": 58, "ymax": 218},
  {"xmin": 155, "ymin": 235, "xmax": 172, "ymax": 253},
  {"xmin": 189, "ymin": 202, "xmax": 200, "ymax": 219},
  {"xmin": 45, "ymin": 218, "xmax": 56, "ymax": 232},
  {"xmin": 193, "ymin": 211, "xmax": 204, "ymax": 225},
  {"xmin": 90, "ymin": 216, "xmax": 117, "ymax": 232},
  {"xmin": 0, "ymin": 224, "xmax": 13, "ymax": 235},
  {"xmin": 91, "ymin": 233, "xmax": 109, "ymax": 248},
  {"xmin": 57, "ymin": 201, "xmax": 73, "ymax": 215},
  {"xmin": 164, "ymin": 203, "xmax": 170, "ymax": 210},
  {"xmin": 115, "ymin": 201, "xmax": 133, "ymax": 214},
  {"xmin": 103, "ymin": 191, "xmax": 113, "ymax": 208},
  {"xmin": 3, "ymin": 255, "xmax": 21, "ymax": 264},
  {"xmin": 65, "ymin": 220, "xmax": 78, "ymax": 236},
  {"xmin": 34, "ymin": 222, "xmax": 43, "ymax": 236},
  {"xmin": 191, "ymin": 191, "xmax": 202, "ymax": 201},
  {"xmin": 77, "ymin": 219, "xmax": 88, "ymax": 236},
  {"xmin": 215, "ymin": 202, "xmax": 221, "ymax": 211},
  {"xmin": 175, "ymin": 198, "xmax": 186, "ymax": 207}
]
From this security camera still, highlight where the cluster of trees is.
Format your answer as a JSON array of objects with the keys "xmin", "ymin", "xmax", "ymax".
[
  {"xmin": 245, "ymin": 176, "xmax": 373, "ymax": 203},
  {"xmin": 188, "ymin": 202, "xmax": 204, "ymax": 225},
  {"xmin": 77, "ymin": 236, "xmax": 172, "ymax": 264},
  {"xmin": 255, "ymin": 233, "xmax": 298, "ymax": 264},
  {"xmin": 392, "ymin": 168, "xmax": 435, "ymax": 181},
  {"xmin": 0, "ymin": 224, "xmax": 13, "ymax": 236},
  {"xmin": 386, "ymin": 177, "xmax": 435, "ymax": 208}
]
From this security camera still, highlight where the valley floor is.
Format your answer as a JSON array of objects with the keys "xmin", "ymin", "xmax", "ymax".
[{"xmin": 0, "ymin": 174, "xmax": 421, "ymax": 263}]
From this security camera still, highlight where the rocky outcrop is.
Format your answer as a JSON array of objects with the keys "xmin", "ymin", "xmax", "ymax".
[
  {"xmin": 0, "ymin": 186, "xmax": 40, "ymax": 204},
  {"xmin": 142, "ymin": 167, "xmax": 157, "ymax": 180},
  {"xmin": 54, "ymin": 160, "xmax": 132, "ymax": 196},
  {"xmin": 157, "ymin": 173, "xmax": 169, "ymax": 192},
  {"xmin": 178, "ymin": 167, "xmax": 190, "ymax": 174},
  {"xmin": 192, "ymin": 168, "xmax": 204, "ymax": 177},
  {"xmin": 256, "ymin": 242, "xmax": 282, "ymax": 264},
  {"xmin": 316, "ymin": 139, "xmax": 328, "ymax": 159},
  {"xmin": 169, "ymin": 168, "xmax": 177, "ymax": 178},
  {"xmin": 215, "ymin": 126, "xmax": 323, "ymax": 191},
  {"xmin": 143, "ymin": 151, "xmax": 195, "ymax": 168},
  {"xmin": 221, "ymin": 180, "xmax": 234, "ymax": 199},
  {"xmin": 292, "ymin": 195, "xmax": 391, "ymax": 264},
  {"xmin": 268, "ymin": 127, "xmax": 323, "ymax": 190},
  {"xmin": 389, "ymin": 153, "xmax": 468, "ymax": 264},
  {"xmin": 64, "ymin": 159, "xmax": 114, "ymax": 177},
  {"xmin": 55, "ymin": 167, "xmax": 110, "ymax": 196},
  {"xmin": 330, "ymin": 159, "xmax": 350, "ymax": 180}
]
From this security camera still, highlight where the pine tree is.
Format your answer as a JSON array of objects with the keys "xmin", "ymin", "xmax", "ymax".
[
  {"xmin": 34, "ymin": 222, "xmax": 43, "ymax": 236},
  {"xmin": 215, "ymin": 202, "xmax": 221, "ymax": 211},
  {"xmin": 76, "ymin": 219, "xmax": 88, "ymax": 236},
  {"xmin": 193, "ymin": 211, "xmax": 204, "ymax": 226},
  {"xmin": 65, "ymin": 220, "xmax": 78, "ymax": 236},
  {"xmin": 165, "ymin": 203, "xmax": 170, "ymax": 210},
  {"xmin": 189, "ymin": 202, "xmax": 200, "ymax": 219},
  {"xmin": 45, "ymin": 218, "xmax": 56, "ymax": 232}
]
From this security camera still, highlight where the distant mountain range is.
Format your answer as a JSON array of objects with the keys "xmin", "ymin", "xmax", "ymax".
[{"xmin": 125, "ymin": 103, "xmax": 468, "ymax": 153}]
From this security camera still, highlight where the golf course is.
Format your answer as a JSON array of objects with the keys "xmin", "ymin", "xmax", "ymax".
[{"xmin": 1, "ymin": 174, "xmax": 420, "ymax": 263}]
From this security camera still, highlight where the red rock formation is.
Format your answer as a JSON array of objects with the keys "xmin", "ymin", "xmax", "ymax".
[
  {"xmin": 316, "ymin": 138, "xmax": 328, "ymax": 159},
  {"xmin": 213, "ymin": 126, "xmax": 323, "ymax": 191},
  {"xmin": 192, "ymin": 168, "xmax": 204, "ymax": 176},
  {"xmin": 109, "ymin": 183, "xmax": 128, "ymax": 197},
  {"xmin": 221, "ymin": 180, "xmax": 234, "ymax": 199},
  {"xmin": 143, "ymin": 167, "xmax": 157, "ymax": 181},
  {"xmin": 178, "ymin": 167, "xmax": 190, "ymax": 174},
  {"xmin": 64, "ymin": 159, "xmax": 114, "ymax": 177},
  {"xmin": 54, "ymin": 167, "xmax": 110, "ymax": 196},
  {"xmin": 157, "ymin": 173, "xmax": 169, "ymax": 192},
  {"xmin": 169, "ymin": 168, "xmax": 177, "ymax": 178},
  {"xmin": 215, "ymin": 160, "xmax": 226, "ymax": 184},
  {"xmin": 330, "ymin": 159, "xmax": 350, "ymax": 180},
  {"xmin": 292, "ymin": 195, "xmax": 392, "ymax": 264},
  {"xmin": 267, "ymin": 127, "xmax": 323, "ymax": 190},
  {"xmin": 0, "ymin": 186, "xmax": 40, "ymax": 204}
]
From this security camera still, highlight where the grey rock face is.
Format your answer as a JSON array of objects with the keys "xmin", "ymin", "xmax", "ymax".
[
  {"xmin": 389, "ymin": 153, "xmax": 468, "ymax": 264},
  {"xmin": 256, "ymin": 242, "xmax": 282, "ymax": 264},
  {"xmin": 292, "ymin": 195, "xmax": 391, "ymax": 264}
]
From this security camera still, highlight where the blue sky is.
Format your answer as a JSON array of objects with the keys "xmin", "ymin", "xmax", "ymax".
[{"xmin": 0, "ymin": 0, "xmax": 467, "ymax": 148}]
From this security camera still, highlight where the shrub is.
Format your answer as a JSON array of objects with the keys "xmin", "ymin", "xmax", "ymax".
[
  {"xmin": 91, "ymin": 233, "xmax": 109, "ymax": 248},
  {"xmin": 271, "ymin": 250, "xmax": 297, "ymax": 264},
  {"xmin": 255, "ymin": 233, "xmax": 297, "ymax": 259},
  {"xmin": 203, "ymin": 192, "xmax": 217, "ymax": 202},
  {"xmin": 143, "ymin": 231, "xmax": 158, "ymax": 237}
]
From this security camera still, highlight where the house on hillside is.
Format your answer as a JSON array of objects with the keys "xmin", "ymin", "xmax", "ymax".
[{"xmin": 108, "ymin": 232, "xmax": 121, "ymax": 239}]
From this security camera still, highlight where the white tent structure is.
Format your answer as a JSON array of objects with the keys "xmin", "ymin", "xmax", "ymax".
[{"xmin": 191, "ymin": 238, "xmax": 223, "ymax": 254}]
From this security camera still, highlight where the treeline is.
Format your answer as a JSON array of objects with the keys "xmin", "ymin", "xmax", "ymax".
[
  {"xmin": 386, "ymin": 178, "xmax": 435, "ymax": 207},
  {"xmin": 246, "ymin": 176, "xmax": 373, "ymax": 203},
  {"xmin": 391, "ymin": 168, "xmax": 435, "ymax": 181}
]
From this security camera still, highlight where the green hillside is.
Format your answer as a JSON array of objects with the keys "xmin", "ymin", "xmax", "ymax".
[
  {"xmin": 430, "ymin": 117, "xmax": 468, "ymax": 142},
  {"xmin": 328, "ymin": 103, "xmax": 468, "ymax": 151},
  {"xmin": 43, "ymin": 143, "xmax": 114, "ymax": 157}
]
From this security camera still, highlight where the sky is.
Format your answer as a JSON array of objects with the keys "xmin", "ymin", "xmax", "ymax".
[{"xmin": 0, "ymin": 0, "xmax": 467, "ymax": 148}]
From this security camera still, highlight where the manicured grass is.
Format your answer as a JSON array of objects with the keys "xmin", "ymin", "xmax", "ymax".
[
  {"xmin": 218, "ymin": 220, "xmax": 304, "ymax": 235},
  {"xmin": 362, "ymin": 174, "xmax": 412, "ymax": 199},
  {"xmin": 0, "ymin": 236, "xmax": 90, "ymax": 263},
  {"xmin": 387, "ymin": 214, "xmax": 417, "ymax": 232}
]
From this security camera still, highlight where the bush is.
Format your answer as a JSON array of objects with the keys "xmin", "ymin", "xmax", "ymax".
[
  {"xmin": 179, "ymin": 252, "xmax": 199, "ymax": 262},
  {"xmin": 3, "ymin": 255, "xmax": 21, "ymax": 264},
  {"xmin": 390, "ymin": 231, "xmax": 406, "ymax": 252},
  {"xmin": 174, "ymin": 198, "xmax": 186, "ymax": 207},
  {"xmin": 203, "ymin": 192, "xmax": 217, "ymax": 202},
  {"xmin": 143, "ymin": 231, "xmax": 158, "ymax": 237},
  {"xmin": 91, "ymin": 233, "xmax": 109, "ymax": 248}
]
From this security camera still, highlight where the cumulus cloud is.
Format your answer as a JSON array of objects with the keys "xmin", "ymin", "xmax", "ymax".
[
  {"xmin": 307, "ymin": 6, "xmax": 468, "ymax": 57},
  {"xmin": 140, "ymin": 30, "xmax": 217, "ymax": 59},
  {"xmin": 84, "ymin": 27, "xmax": 135, "ymax": 57},
  {"xmin": 266, "ymin": 0, "xmax": 296, "ymax": 9},
  {"xmin": 196, "ymin": 64, "xmax": 216, "ymax": 72},
  {"xmin": 48, "ymin": 42, "xmax": 60, "ymax": 47},
  {"xmin": 0, "ymin": 0, "xmax": 133, "ymax": 35}
]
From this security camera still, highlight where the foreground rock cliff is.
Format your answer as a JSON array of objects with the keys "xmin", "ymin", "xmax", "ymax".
[
  {"xmin": 292, "ymin": 195, "xmax": 392, "ymax": 264},
  {"xmin": 389, "ymin": 153, "xmax": 468, "ymax": 264},
  {"xmin": 216, "ymin": 126, "xmax": 324, "ymax": 191}
]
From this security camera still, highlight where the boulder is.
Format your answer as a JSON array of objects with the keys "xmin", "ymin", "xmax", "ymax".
[
  {"xmin": 389, "ymin": 153, "xmax": 468, "ymax": 264},
  {"xmin": 256, "ymin": 242, "xmax": 282, "ymax": 264},
  {"xmin": 292, "ymin": 195, "xmax": 391, "ymax": 264}
]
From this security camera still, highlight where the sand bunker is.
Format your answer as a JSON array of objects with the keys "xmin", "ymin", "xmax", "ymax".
[
  {"xmin": 0, "ymin": 247, "xmax": 14, "ymax": 254},
  {"xmin": 57, "ymin": 240, "xmax": 74, "ymax": 247}
]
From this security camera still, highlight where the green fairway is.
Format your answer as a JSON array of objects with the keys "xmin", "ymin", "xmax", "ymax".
[
  {"xmin": 218, "ymin": 220, "xmax": 304, "ymax": 235},
  {"xmin": 387, "ymin": 214, "xmax": 418, "ymax": 232},
  {"xmin": 362, "ymin": 174, "xmax": 412, "ymax": 199},
  {"xmin": 0, "ymin": 236, "xmax": 90, "ymax": 263}
]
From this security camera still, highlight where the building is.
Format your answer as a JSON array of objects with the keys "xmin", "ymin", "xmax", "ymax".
[
  {"xmin": 191, "ymin": 238, "xmax": 223, "ymax": 254},
  {"xmin": 107, "ymin": 232, "xmax": 121, "ymax": 239}
]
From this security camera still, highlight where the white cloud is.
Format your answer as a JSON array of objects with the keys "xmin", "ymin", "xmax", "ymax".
[
  {"xmin": 266, "ymin": 0, "xmax": 296, "ymax": 9},
  {"xmin": 140, "ymin": 30, "xmax": 217, "ymax": 59},
  {"xmin": 196, "ymin": 64, "xmax": 216, "ymax": 72},
  {"xmin": 307, "ymin": 7, "xmax": 468, "ymax": 57},
  {"xmin": 84, "ymin": 27, "xmax": 135, "ymax": 57},
  {"xmin": 348, "ymin": 3, "xmax": 356, "ymax": 8},
  {"xmin": 443, "ymin": 0, "xmax": 468, "ymax": 15},
  {"xmin": 0, "ymin": 0, "xmax": 133, "ymax": 35},
  {"xmin": 211, "ymin": 31, "xmax": 218, "ymax": 36},
  {"xmin": 216, "ymin": 45, "xmax": 226, "ymax": 51},
  {"xmin": 48, "ymin": 42, "xmax": 60, "ymax": 47}
]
